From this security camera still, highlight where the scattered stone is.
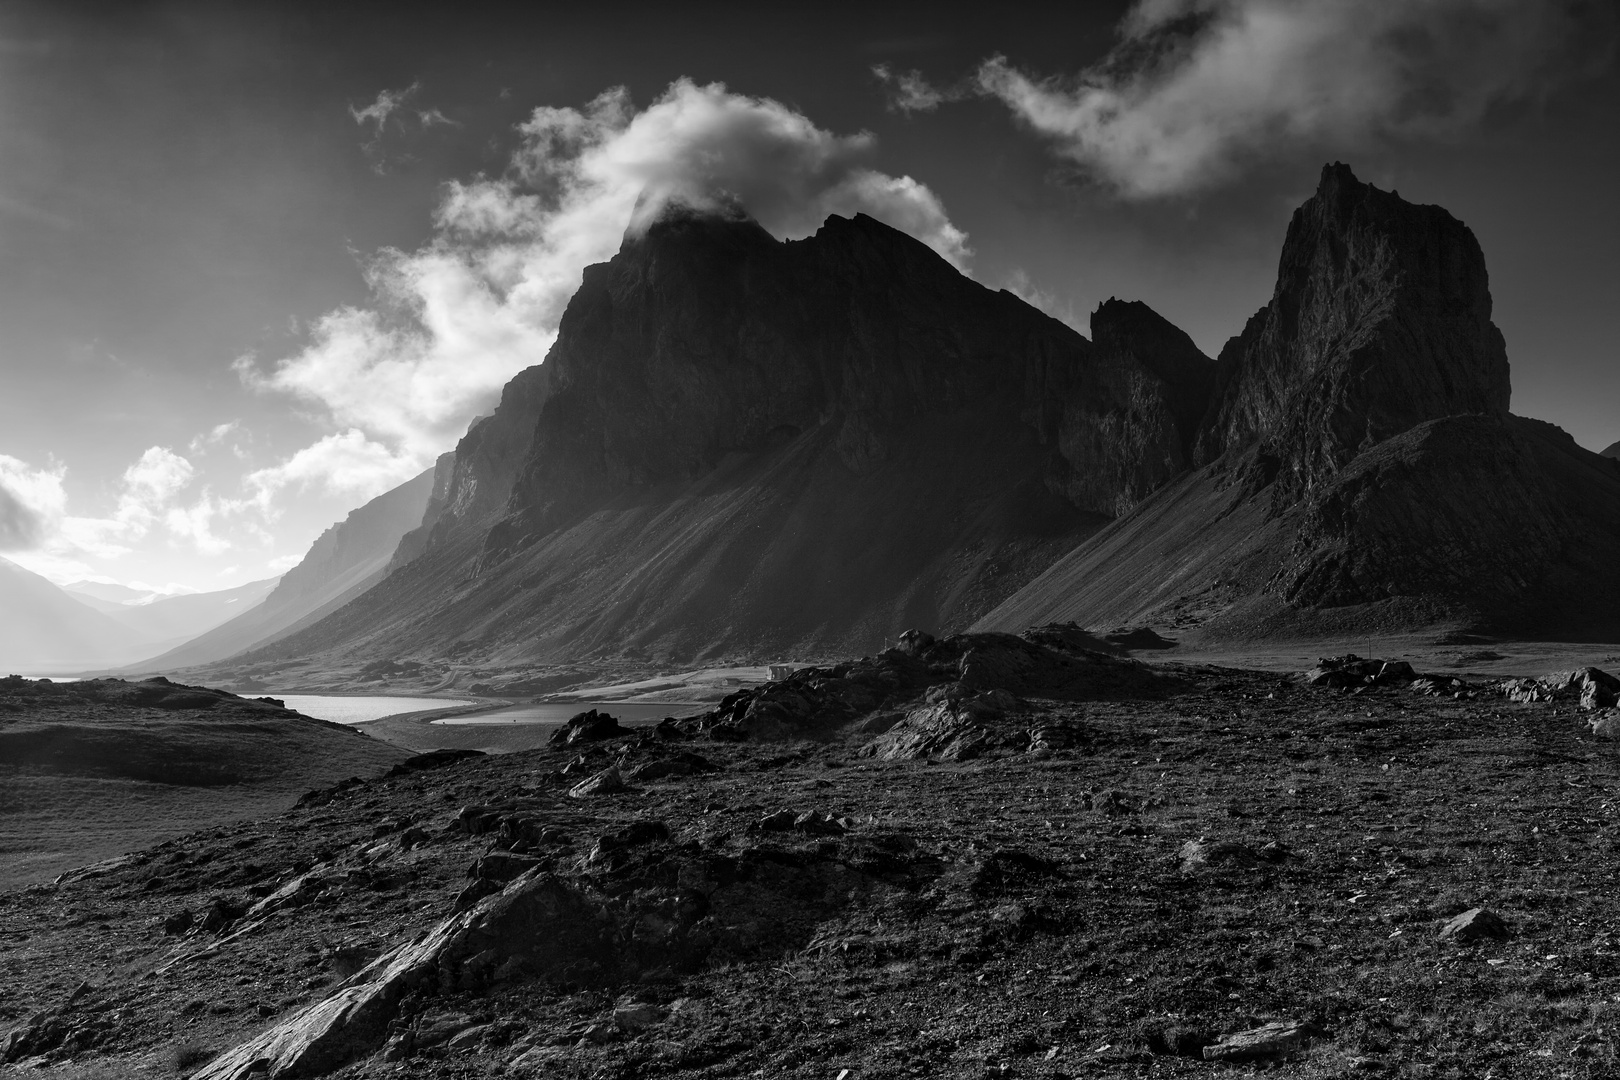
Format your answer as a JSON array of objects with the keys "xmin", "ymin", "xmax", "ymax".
[
  {"xmin": 1305, "ymin": 655, "xmax": 1423, "ymax": 689},
  {"xmin": 567, "ymin": 766, "xmax": 628, "ymax": 798},
  {"xmin": 1202, "ymin": 1020, "xmax": 1318, "ymax": 1062},
  {"xmin": 1440, "ymin": 907, "xmax": 1508, "ymax": 941},
  {"xmin": 1178, "ymin": 840, "xmax": 1262, "ymax": 872},
  {"xmin": 757, "ymin": 810, "xmax": 848, "ymax": 836},
  {"xmin": 626, "ymin": 752, "xmax": 714, "ymax": 783},
  {"xmin": 385, "ymin": 749, "xmax": 485, "ymax": 777},
  {"xmin": 549, "ymin": 710, "xmax": 632, "ymax": 747},
  {"xmin": 469, "ymin": 852, "xmax": 545, "ymax": 883},
  {"xmin": 198, "ymin": 896, "xmax": 245, "ymax": 934},
  {"xmin": 612, "ymin": 1002, "xmax": 665, "ymax": 1032}
]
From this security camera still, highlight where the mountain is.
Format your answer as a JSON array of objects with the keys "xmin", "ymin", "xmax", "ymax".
[
  {"xmin": 102, "ymin": 578, "xmax": 280, "ymax": 650},
  {"xmin": 1602, "ymin": 440, "xmax": 1619, "ymax": 460},
  {"xmin": 64, "ymin": 581, "xmax": 158, "ymax": 607},
  {"xmin": 977, "ymin": 164, "xmax": 1620, "ymax": 641},
  {"xmin": 131, "ymin": 466, "xmax": 439, "ymax": 672},
  {"xmin": 0, "ymin": 558, "xmax": 143, "ymax": 672},
  {"xmin": 233, "ymin": 207, "xmax": 1216, "ymax": 667}
]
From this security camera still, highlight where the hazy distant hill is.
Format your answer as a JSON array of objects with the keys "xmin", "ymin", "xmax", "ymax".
[
  {"xmin": 65, "ymin": 577, "xmax": 279, "ymax": 647},
  {"xmin": 65, "ymin": 581, "xmax": 158, "ymax": 606},
  {"xmin": 1603, "ymin": 440, "xmax": 1619, "ymax": 460},
  {"xmin": 0, "ymin": 558, "xmax": 143, "ymax": 672},
  {"xmin": 131, "ymin": 466, "xmax": 438, "ymax": 672}
]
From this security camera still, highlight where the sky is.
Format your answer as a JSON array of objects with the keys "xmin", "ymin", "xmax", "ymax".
[{"xmin": 0, "ymin": 0, "xmax": 1615, "ymax": 595}]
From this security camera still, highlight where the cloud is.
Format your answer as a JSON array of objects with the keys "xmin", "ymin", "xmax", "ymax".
[
  {"xmin": 188, "ymin": 421, "xmax": 240, "ymax": 454},
  {"xmin": 245, "ymin": 430, "xmax": 425, "ymax": 510},
  {"xmin": 871, "ymin": 64, "xmax": 953, "ymax": 113},
  {"xmin": 349, "ymin": 81, "xmax": 421, "ymax": 133},
  {"xmin": 0, "ymin": 455, "xmax": 66, "ymax": 552},
  {"xmin": 242, "ymin": 78, "xmax": 969, "ymax": 495},
  {"xmin": 978, "ymin": 0, "xmax": 1617, "ymax": 198}
]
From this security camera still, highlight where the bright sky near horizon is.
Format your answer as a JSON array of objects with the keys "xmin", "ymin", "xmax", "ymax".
[{"xmin": 0, "ymin": 1, "xmax": 1615, "ymax": 595}]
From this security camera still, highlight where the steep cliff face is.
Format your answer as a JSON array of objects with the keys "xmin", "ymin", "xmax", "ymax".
[
  {"xmin": 980, "ymin": 165, "xmax": 1620, "ymax": 641},
  {"xmin": 246, "ymin": 210, "xmax": 1215, "ymax": 664},
  {"xmin": 487, "ymin": 210, "xmax": 1204, "ymax": 546},
  {"xmin": 1196, "ymin": 163, "xmax": 1511, "ymax": 497}
]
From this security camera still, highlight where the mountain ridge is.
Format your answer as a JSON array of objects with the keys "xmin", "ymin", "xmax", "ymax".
[{"xmin": 227, "ymin": 209, "xmax": 1215, "ymax": 667}]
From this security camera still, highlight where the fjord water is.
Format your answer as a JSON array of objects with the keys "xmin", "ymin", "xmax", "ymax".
[
  {"xmin": 433, "ymin": 701, "xmax": 705, "ymax": 725},
  {"xmin": 277, "ymin": 695, "xmax": 476, "ymax": 725}
]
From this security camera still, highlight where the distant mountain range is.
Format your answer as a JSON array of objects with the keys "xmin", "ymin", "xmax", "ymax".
[
  {"xmin": 0, "ymin": 467, "xmax": 437, "ymax": 674},
  {"xmin": 125, "ymin": 465, "xmax": 439, "ymax": 673},
  {"xmin": 1603, "ymin": 441, "xmax": 1619, "ymax": 460},
  {"xmin": 0, "ymin": 559, "xmax": 282, "ymax": 672}
]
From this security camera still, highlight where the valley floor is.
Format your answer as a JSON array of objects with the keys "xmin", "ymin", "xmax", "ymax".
[{"xmin": 3, "ymin": 659, "xmax": 1619, "ymax": 1078}]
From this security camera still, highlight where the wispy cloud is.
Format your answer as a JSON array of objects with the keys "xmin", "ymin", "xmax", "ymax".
[
  {"xmin": 976, "ymin": 0, "xmax": 1616, "ymax": 198},
  {"xmin": 349, "ymin": 81, "xmax": 460, "ymax": 172},
  {"xmin": 872, "ymin": 64, "xmax": 958, "ymax": 114},
  {"xmin": 241, "ymin": 79, "xmax": 969, "ymax": 505}
]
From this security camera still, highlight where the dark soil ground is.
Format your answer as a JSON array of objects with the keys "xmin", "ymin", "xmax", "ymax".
[{"xmin": 3, "ymin": 650, "xmax": 1619, "ymax": 1079}]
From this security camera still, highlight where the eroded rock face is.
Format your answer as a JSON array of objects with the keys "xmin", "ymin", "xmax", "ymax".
[
  {"xmin": 493, "ymin": 210, "xmax": 1202, "ymax": 539},
  {"xmin": 1196, "ymin": 162, "xmax": 1511, "ymax": 497}
]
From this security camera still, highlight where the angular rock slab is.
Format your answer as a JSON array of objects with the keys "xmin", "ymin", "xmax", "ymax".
[
  {"xmin": 1440, "ymin": 907, "xmax": 1508, "ymax": 941},
  {"xmin": 1202, "ymin": 1020, "xmax": 1317, "ymax": 1062},
  {"xmin": 193, "ymin": 871, "xmax": 602, "ymax": 1079}
]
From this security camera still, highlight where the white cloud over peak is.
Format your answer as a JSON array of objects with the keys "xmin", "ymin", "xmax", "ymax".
[
  {"xmin": 244, "ymin": 429, "xmax": 424, "ymax": 510},
  {"xmin": 978, "ymin": 0, "xmax": 1614, "ymax": 198},
  {"xmin": 0, "ymin": 455, "xmax": 65, "ymax": 551},
  {"xmin": 242, "ymin": 79, "xmax": 969, "ymax": 501}
]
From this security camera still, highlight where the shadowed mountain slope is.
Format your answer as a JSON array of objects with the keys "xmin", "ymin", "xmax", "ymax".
[
  {"xmin": 1603, "ymin": 440, "xmax": 1619, "ymax": 460},
  {"xmin": 133, "ymin": 466, "xmax": 440, "ymax": 672},
  {"xmin": 978, "ymin": 164, "xmax": 1620, "ymax": 642},
  {"xmin": 237, "ymin": 210, "xmax": 1214, "ymax": 666}
]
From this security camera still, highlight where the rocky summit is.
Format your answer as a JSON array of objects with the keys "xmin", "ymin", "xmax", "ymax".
[
  {"xmin": 978, "ymin": 164, "xmax": 1620, "ymax": 642},
  {"xmin": 232, "ymin": 207, "xmax": 1213, "ymax": 669}
]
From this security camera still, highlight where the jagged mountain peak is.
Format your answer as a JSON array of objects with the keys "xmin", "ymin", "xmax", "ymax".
[{"xmin": 1195, "ymin": 161, "xmax": 1510, "ymax": 496}]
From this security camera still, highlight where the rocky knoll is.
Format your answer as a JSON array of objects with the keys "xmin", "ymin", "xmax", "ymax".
[
  {"xmin": 0, "ymin": 676, "xmax": 404, "ymax": 887},
  {"xmin": 979, "ymin": 165, "xmax": 1620, "ymax": 641},
  {"xmin": 242, "ymin": 209, "xmax": 1213, "ymax": 667}
]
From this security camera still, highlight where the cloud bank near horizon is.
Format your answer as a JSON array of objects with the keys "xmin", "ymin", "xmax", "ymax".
[
  {"xmin": 242, "ymin": 79, "xmax": 969, "ymax": 507},
  {"xmin": 973, "ymin": 0, "xmax": 1615, "ymax": 198}
]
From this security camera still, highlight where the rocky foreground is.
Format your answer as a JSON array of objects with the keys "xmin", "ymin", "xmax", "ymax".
[{"xmin": 3, "ymin": 632, "xmax": 1620, "ymax": 1078}]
